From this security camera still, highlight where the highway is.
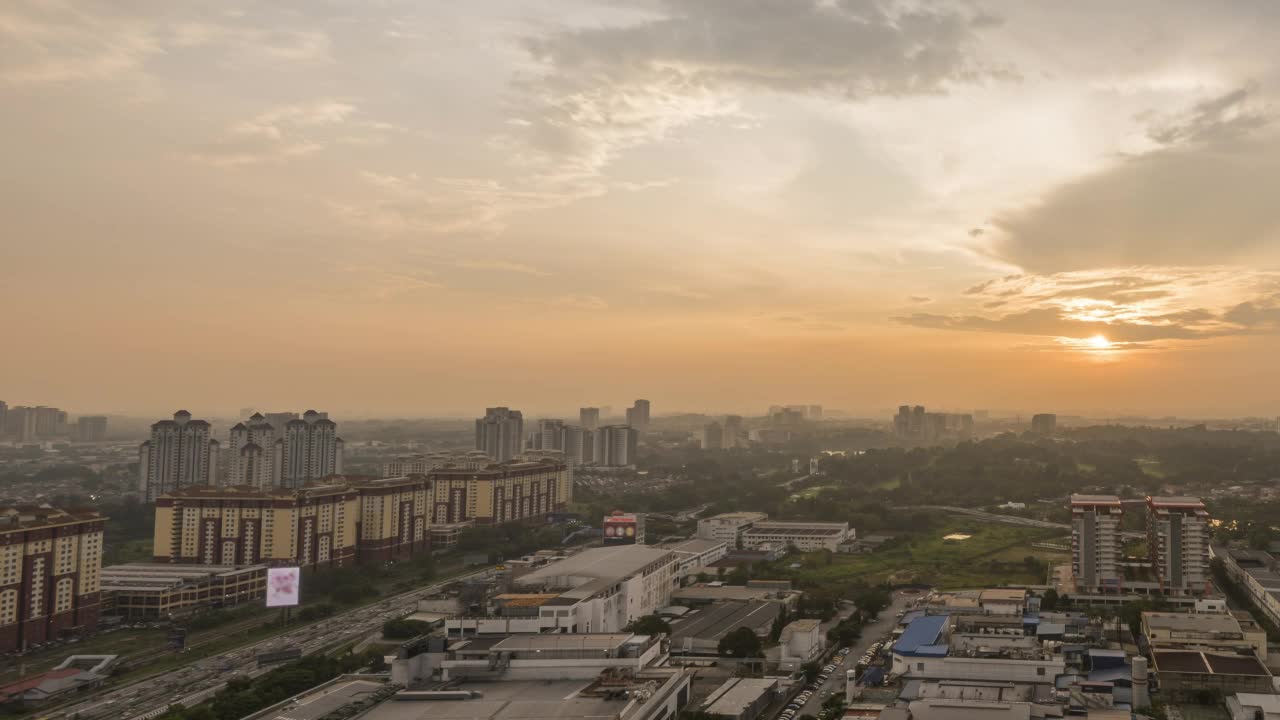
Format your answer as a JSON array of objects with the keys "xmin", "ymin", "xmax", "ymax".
[
  {"xmin": 901, "ymin": 505, "xmax": 1144, "ymax": 540},
  {"xmin": 53, "ymin": 567, "xmax": 495, "ymax": 720}
]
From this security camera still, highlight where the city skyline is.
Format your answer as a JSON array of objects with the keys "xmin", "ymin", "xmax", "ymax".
[{"xmin": 4, "ymin": 2, "xmax": 1280, "ymax": 415}]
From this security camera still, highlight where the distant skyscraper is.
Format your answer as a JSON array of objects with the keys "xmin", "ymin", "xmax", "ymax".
[
  {"xmin": 723, "ymin": 415, "xmax": 744, "ymax": 449},
  {"xmin": 476, "ymin": 407, "xmax": 524, "ymax": 462},
  {"xmin": 228, "ymin": 413, "xmax": 279, "ymax": 489},
  {"xmin": 138, "ymin": 410, "xmax": 220, "ymax": 502},
  {"xmin": 807, "ymin": 405, "xmax": 823, "ymax": 420},
  {"xmin": 536, "ymin": 419, "xmax": 566, "ymax": 451},
  {"xmin": 0, "ymin": 401, "xmax": 7, "ymax": 437},
  {"xmin": 702, "ymin": 421, "xmax": 724, "ymax": 450},
  {"xmin": 1031, "ymin": 413, "xmax": 1057, "ymax": 435},
  {"xmin": 595, "ymin": 425, "xmax": 638, "ymax": 466},
  {"xmin": 579, "ymin": 407, "xmax": 600, "ymax": 431},
  {"xmin": 625, "ymin": 399, "xmax": 650, "ymax": 432},
  {"xmin": 265, "ymin": 411, "xmax": 301, "ymax": 430},
  {"xmin": 563, "ymin": 425, "xmax": 594, "ymax": 466},
  {"xmin": 76, "ymin": 416, "xmax": 108, "ymax": 442},
  {"xmin": 278, "ymin": 410, "xmax": 344, "ymax": 488}
]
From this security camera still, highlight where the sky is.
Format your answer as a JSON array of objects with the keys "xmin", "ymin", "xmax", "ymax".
[{"xmin": 3, "ymin": 0, "xmax": 1280, "ymax": 419}]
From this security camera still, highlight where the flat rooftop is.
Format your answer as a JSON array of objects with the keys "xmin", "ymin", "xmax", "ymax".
[
  {"xmin": 260, "ymin": 679, "xmax": 385, "ymax": 720},
  {"xmin": 672, "ymin": 585, "xmax": 779, "ymax": 603},
  {"xmin": 661, "ymin": 539, "xmax": 728, "ymax": 555},
  {"xmin": 702, "ymin": 678, "xmax": 777, "ymax": 717},
  {"xmin": 514, "ymin": 545, "xmax": 673, "ymax": 587},
  {"xmin": 1070, "ymin": 494, "xmax": 1121, "ymax": 506},
  {"xmin": 490, "ymin": 634, "xmax": 637, "ymax": 653},
  {"xmin": 1142, "ymin": 611, "xmax": 1245, "ymax": 635},
  {"xmin": 744, "ymin": 525, "xmax": 845, "ymax": 537},
  {"xmin": 671, "ymin": 601, "xmax": 779, "ymax": 643},
  {"xmin": 363, "ymin": 679, "xmax": 653, "ymax": 720},
  {"xmin": 1153, "ymin": 650, "xmax": 1269, "ymax": 676}
]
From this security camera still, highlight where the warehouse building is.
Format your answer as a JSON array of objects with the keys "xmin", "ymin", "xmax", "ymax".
[{"xmin": 100, "ymin": 563, "xmax": 266, "ymax": 618}]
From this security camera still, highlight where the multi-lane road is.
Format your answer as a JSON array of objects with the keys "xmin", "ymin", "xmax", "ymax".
[
  {"xmin": 902, "ymin": 504, "xmax": 1143, "ymax": 539},
  {"xmin": 53, "ymin": 567, "xmax": 494, "ymax": 720}
]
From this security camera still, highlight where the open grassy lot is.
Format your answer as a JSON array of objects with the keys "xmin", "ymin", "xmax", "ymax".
[{"xmin": 779, "ymin": 517, "xmax": 1066, "ymax": 589}]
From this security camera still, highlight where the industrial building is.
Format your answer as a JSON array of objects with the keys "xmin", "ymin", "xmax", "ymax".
[
  {"xmin": 701, "ymin": 678, "xmax": 780, "ymax": 720},
  {"xmin": 668, "ymin": 600, "xmax": 780, "ymax": 654},
  {"xmin": 740, "ymin": 521, "xmax": 851, "ymax": 552},
  {"xmin": 100, "ymin": 563, "xmax": 266, "ymax": 618},
  {"xmin": 447, "ymin": 545, "xmax": 677, "ymax": 635},
  {"xmin": 1140, "ymin": 611, "xmax": 1267, "ymax": 661},
  {"xmin": 778, "ymin": 618, "xmax": 824, "ymax": 669},
  {"xmin": 1213, "ymin": 545, "xmax": 1280, "ymax": 629},
  {"xmin": 659, "ymin": 538, "xmax": 729, "ymax": 577},
  {"xmin": 1150, "ymin": 649, "xmax": 1273, "ymax": 696},
  {"xmin": 697, "ymin": 512, "xmax": 768, "ymax": 548}
]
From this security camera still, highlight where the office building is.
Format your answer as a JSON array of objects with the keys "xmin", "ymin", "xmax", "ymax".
[
  {"xmin": 138, "ymin": 411, "xmax": 220, "ymax": 502},
  {"xmin": 594, "ymin": 425, "xmax": 638, "ymax": 466},
  {"xmin": 740, "ymin": 521, "xmax": 851, "ymax": 552},
  {"xmin": 702, "ymin": 421, "xmax": 725, "ymax": 450},
  {"xmin": 0, "ymin": 505, "xmax": 105, "ymax": 653},
  {"xmin": 476, "ymin": 407, "xmax": 524, "ymax": 462},
  {"xmin": 626, "ymin": 399, "xmax": 650, "ymax": 432},
  {"xmin": 579, "ymin": 407, "xmax": 600, "ymax": 431},
  {"xmin": 427, "ymin": 460, "xmax": 570, "ymax": 525},
  {"xmin": 75, "ymin": 416, "xmax": 107, "ymax": 442},
  {"xmin": 697, "ymin": 512, "xmax": 769, "ymax": 548},
  {"xmin": 278, "ymin": 410, "xmax": 343, "ymax": 488},
  {"xmin": 1071, "ymin": 494, "xmax": 1124, "ymax": 594},
  {"xmin": 1148, "ymin": 496, "xmax": 1211, "ymax": 596},
  {"xmin": 1032, "ymin": 413, "xmax": 1058, "ymax": 435}
]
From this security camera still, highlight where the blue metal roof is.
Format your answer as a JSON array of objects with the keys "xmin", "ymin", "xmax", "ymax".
[{"xmin": 893, "ymin": 615, "xmax": 949, "ymax": 656}]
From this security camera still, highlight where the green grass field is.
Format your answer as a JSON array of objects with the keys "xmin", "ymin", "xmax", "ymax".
[
  {"xmin": 789, "ymin": 485, "xmax": 836, "ymax": 501},
  {"xmin": 780, "ymin": 518, "xmax": 1067, "ymax": 589}
]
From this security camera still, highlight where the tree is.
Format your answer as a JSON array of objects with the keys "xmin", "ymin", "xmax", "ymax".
[
  {"xmin": 382, "ymin": 618, "xmax": 433, "ymax": 639},
  {"xmin": 770, "ymin": 606, "xmax": 790, "ymax": 643},
  {"xmin": 626, "ymin": 615, "xmax": 672, "ymax": 636},
  {"xmin": 718, "ymin": 627, "xmax": 764, "ymax": 658},
  {"xmin": 1040, "ymin": 589, "xmax": 1059, "ymax": 611},
  {"xmin": 800, "ymin": 661, "xmax": 821, "ymax": 684}
]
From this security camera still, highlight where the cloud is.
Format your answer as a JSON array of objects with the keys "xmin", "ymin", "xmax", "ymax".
[
  {"xmin": 191, "ymin": 101, "xmax": 375, "ymax": 167},
  {"xmin": 452, "ymin": 259, "xmax": 550, "ymax": 277},
  {"xmin": 508, "ymin": 0, "xmax": 1005, "ymax": 180},
  {"xmin": 548, "ymin": 294, "xmax": 609, "ymax": 311},
  {"xmin": 895, "ymin": 268, "xmax": 1280, "ymax": 346},
  {"xmin": 989, "ymin": 87, "xmax": 1280, "ymax": 273},
  {"xmin": 908, "ymin": 295, "xmax": 933, "ymax": 304}
]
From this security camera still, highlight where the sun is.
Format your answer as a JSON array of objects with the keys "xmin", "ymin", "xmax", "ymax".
[{"xmin": 1086, "ymin": 334, "xmax": 1112, "ymax": 350}]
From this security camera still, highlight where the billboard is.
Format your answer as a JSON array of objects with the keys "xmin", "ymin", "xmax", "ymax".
[
  {"xmin": 266, "ymin": 567, "xmax": 301, "ymax": 607},
  {"xmin": 602, "ymin": 512, "xmax": 644, "ymax": 546}
]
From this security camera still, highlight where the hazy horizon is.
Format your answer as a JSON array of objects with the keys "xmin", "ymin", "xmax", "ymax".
[{"xmin": 4, "ymin": 1, "xmax": 1280, "ymax": 417}]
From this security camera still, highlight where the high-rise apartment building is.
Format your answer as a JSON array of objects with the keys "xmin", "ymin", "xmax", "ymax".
[
  {"xmin": 427, "ymin": 461, "xmax": 570, "ymax": 525},
  {"xmin": 595, "ymin": 425, "xmax": 638, "ymax": 467},
  {"xmin": 0, "ymin": 505, "xmax": 105, "ymax": 653},
  {"xmin": 625, "ymin": 400, "xmax": 650, "ymax": 432},
  {"xmin": 1031, "ymin": 413, "xmax": 1058, "ymax": 435},
  {"xmin": 76, "ymin": 416, "xmax": 108, "ymax": 442},
  {"xmin": 701, "ymin": 422, "xmax": 724, "ymax": 450},
  {"xmin": 227, "ymin": 413, "xmax": 278, "ymax": 489},
  {"xmin": 535, "ymin": 419, "xmax": 565, "ymax": 451},
  {"xmin": 1147, "ymin": 496, "xmax": 1211, "ymax": 596},
  {"xmin": 579, "ymin": 407, "xmax": 600, "ymax": 431},
  {"xmin": 723, "ymin": 415, "xmax": 744, "ymax": 449},
  {"xmin": 138, "ymin": 411, "xmax": 220, "ymax": 502},
  {"xmin": 382, "ymin": 450, "xmax": 493, "ymax": 477},
  {"xmin": 475, "ymin": 407, "xmax": 524, "ymax": 462},
  {"xmin": 279, "ymin": 410, "xmax": 344, "ymax": 488},
  {"xmin": 1, "ymin": 405, "xmax": 68, "ymax": 442},
  {"xmin": 1071, "ymin": 494, "xmax": 1124, "ymax": 594}
]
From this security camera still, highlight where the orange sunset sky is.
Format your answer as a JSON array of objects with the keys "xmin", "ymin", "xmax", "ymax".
[{"xmin": 3, "ymin": 1, "xmax": 1279, "ymax": 418}]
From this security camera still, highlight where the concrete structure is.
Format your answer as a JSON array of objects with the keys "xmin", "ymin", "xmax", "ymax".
[
  {"xmin": 426, "ymin": 460, "xmax": 570, "ymax": 525},
  {"xmin": 1071, "ymin": 495, "xmax": 1124, "ymax": 594},
  {"xmin": 697, "ymin": 512, "xmax": 768, "ymax": 548},
  {"xmin": 449, "ymin": 546, "xmax": 677, "ymax": 636},
  {"xmin": 1227, "ymin": 693, "xmax": 1280, "ymax": 719},
  {"xmin": 1150, "ymin": 649, "xmax": 1273, "ymax": 696},
  {"xmin": 387, "ymin": 633, "xmax": 690, "ymax": 720},
  {"xmin": 779, "ymin": 618, "xmax": 824, "ymax": 669},
  {"xmin": 382, "ymin": 450, "xmax": 491, "ymax": 477},
  {"xmin": 1214, "ymin": 545, "xmax": 1280, "ymax": 629},
  {"xmin": 1148, "ymin": 496, "xmax": 1211, "ymax": 595},
  {"xmin": 1030, "ymin": 413, "xmax": 1057, "ymax": 435},
  {"xmin": 741, "ymin": 521, "xmax": 851, "ymax": 552},
  {"xmin": 594, "ymin": 425, "xmax": 638, "ymax": 466},
  {"xmin": 702, "ymin": 677, "xmax": 779, "ymax": 720},
  {"xmin": 138, "ymin": 411, "xmax": 219, "ymax": 502},
  {"xmin": 100, "ymin": 563, "xmax": 266, "ymax": 618},
  {"xmin": 1141, "ymin": 611, "xmax": 1267, "ymax": 661},
  {"xmin": 277, "ymin": 410, "xmax": 344, "ymax": 488},
  {"xmin": 579, "ymin": 407, "xmax": 600, "ymax": 431},
  {"xmin": 626, "ymin": 399, "xmax": 650, "ymax": 432},
  {"xmin": 0, "ymin": 505, "xmax": 104, "ymax": 653},
  {"xmin": 76, "ymin": 416, "xmax": 107, "ymax": 442},
  {"xmin": 659, "ymin": 538, "xmax": 729, "ymax": 577},
  {"xmin": 350, "ymin": 475, "xmax": 430, "ymax": 563},
  {"xmin": 669, "ymin": 600, "xmax": 780, "ymax": 654},
  {"xmin": 476, "ymin": 407, "xmax": 524, "ymax": 462}
]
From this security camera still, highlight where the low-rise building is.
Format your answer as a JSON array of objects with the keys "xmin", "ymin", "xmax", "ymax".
[
  {"xmin": 702, "ymin": 677, "xmax": 780, "ymax": 720},
  {"xmin": 669, "ymin": 600, "xmax": 780, "ymax": 655},
  {"xmin": 100, "ymin": 563, "xmax": 266, "ymax": 618},
  {"xmin": 0, "ymin": 655, "xmax": 118, "ymax": 708},
  {"xmin": 891, "ymin": 615, "xmax": 1064, "ymax": 685},
  {"xmin": 740, "ymin": 521, "xmax": 851, "ymax": 552},
  {"xmin": 1150, "ymin": 649, "xmax": 1273, "ymax": 697},
  {"xmin": 1141, "ymin": 611, "xmax": 1267, "ymax": 661},
  {"xmin": 779, "ymin": 618, "xmax": 824, "ymax": 669},
  {"xmin": 659, "ymin": 538, "xmax": 729, "ymax": 577},
  {"xmin": 1213, "ymin": 545, "xmax": 1280, "ymax": 629},
  {"xmin": 697, "ymin": 512, "xmax": 769, "ymax": 548},
  {"xmin": 1227, "ymin": 693, "xmax": 1280, "ymax": 719}
]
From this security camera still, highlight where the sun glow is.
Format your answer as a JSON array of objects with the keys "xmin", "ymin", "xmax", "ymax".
[{"xmin": 1087, "ymin": 334, "xmax": 1112, "ymax": 349}]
